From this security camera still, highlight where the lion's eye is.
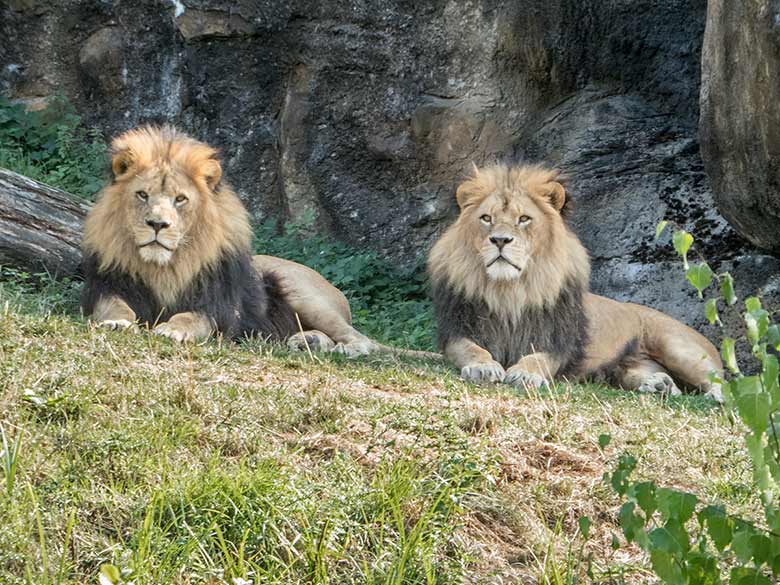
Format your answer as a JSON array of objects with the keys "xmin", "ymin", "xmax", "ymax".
[
  {"xmin": 136, "ymin": 191, "xmax": 149, "ymax": 202},
  {"xmin": 175, "ymin": 194, "xmax": 188, "ymax": 205},
  {"xmin": 518, "ymin": 215, "xmax": 532, "ymax": 224},
  {"xmin": 480, "ymin": 214, "xmax": 492, "ymax": 224}
]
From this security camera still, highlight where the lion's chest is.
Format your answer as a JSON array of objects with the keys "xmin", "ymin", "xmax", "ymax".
[{"xmin": 433, "ymin": 277, "xmax": 589, "ymax": 374}]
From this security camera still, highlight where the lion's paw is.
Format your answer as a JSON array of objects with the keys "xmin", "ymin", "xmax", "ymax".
[
  {"xmin": 703, "ymin": 383, "xmax": 725, "ymax": 404},
  {"xmin": 97, "ymin": 319, "xmax": 137, "ymax": 332},
  {"xmin": 504, "ymin": 367, "xmax": 549, "ymax": 390},
  {"xmin": 288, "ymin": 331, "xmax": 336, "ymax": 353},
  {"xmin": 461, "ymin": 361, "xmax": 506, "ymax": 383},
  {"xmin": 333, "ymin": 340, "xmax": 379, "ymax": 358},
  {"xmin": 154, "ymin": 322, "xmax": 197, "ymax": 343},
  {"xmin": 638, "ymin": 372, "xmax": 682, "ymax": 397}
]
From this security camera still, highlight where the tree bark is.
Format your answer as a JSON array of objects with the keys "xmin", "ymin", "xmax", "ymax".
[{"xmin": 0, "ymin": 169, "xmax": 88, "ymax": 277}]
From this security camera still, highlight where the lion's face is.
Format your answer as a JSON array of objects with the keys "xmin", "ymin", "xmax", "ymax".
[
  {"xmin": 455, "ymin": 167, "xmax": 567, "ymax": 282},
  {"xmin": 468, "ymin": 193, "xmax": 545, "ymax": 281},
  {"xmin": 429, "ymin": 164, "xmax": 590, "ymax": 314},
  {"xmin": 122, "ymin": 167, "xmax": 203, "ymax": 265}
]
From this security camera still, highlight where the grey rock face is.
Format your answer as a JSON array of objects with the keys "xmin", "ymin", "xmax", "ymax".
[
  {"xmin": 1, "ymin": 0, "xmax": 778, "ymax": 342},
  {"xmin": 79, "ymin": 27, "xmax": 125, "ymax": 97},
  {"xmin": 700, "ymin": 0, "xmax": 780, "ymax": 252}
]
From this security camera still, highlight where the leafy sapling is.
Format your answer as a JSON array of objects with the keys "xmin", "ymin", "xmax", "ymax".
[{"xmin": 597, "ymin": 222, "xmax": 780, "ymax": 584}]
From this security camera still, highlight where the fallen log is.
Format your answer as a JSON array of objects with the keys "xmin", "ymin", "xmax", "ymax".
[{"xmin": 0, "ymin": 168, "xmax": 88, "ymax": 277}]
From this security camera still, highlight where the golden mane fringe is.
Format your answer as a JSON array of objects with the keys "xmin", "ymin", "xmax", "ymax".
[
  {"xmin": 428, "ymin": 164, "xmax": 590, "ymax": 319},
  {"xmin": 82, "ymin": 125, "xmax": 253, "ymax": 306}
]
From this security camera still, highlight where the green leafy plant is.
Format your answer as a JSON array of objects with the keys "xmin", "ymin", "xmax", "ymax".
[
  {"xmin": 254, "ymin": 210, "xmax": 435, "ymax": 350},
  {"xmin": 0, "ymin": 266, "xmax": 81, "ymax": 316},
  {"xmin": 0, "ymin": 424, "xmax": 22, "ymax": 498},
  {"xmin": 595, "ymin": 223, "xmax": 780, "ymax": 584},
  {"xmin": 0, "ymin": 96, "xmax": 107, "ymax": 198}
]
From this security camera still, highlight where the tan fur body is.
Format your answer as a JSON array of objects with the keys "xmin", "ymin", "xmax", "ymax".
[
  {"xmin": 428, "ymin": 164, "xmax": 723, "ymax": 400},
  {"xmin": 254, "ymin": 256, "xmax": 438, "ymax": 359},
  {"xmin": 581, "ymin": 295, "xmax": 721, "ymax": 390},
  {"xmin": 253, "ymin": 255, "xmax": 376, "ymax": 356}
]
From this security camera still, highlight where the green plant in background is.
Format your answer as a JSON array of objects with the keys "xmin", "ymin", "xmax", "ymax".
[
  {"xmin": 0, "ymin": 267, "xmax": 81, "ymax": 317},
  {"xmin": 0, "ymin": 96, "xmax": 107, "ymax": 198},
  {"xmin": 593, "ymin": 223, "xmax": 780, "ymax": 584},
  {"xmin": 255, "ymin": 210, "xmax": 435, "ymax": 351}
]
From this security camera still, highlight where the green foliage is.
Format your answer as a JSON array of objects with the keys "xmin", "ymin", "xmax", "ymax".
[
  {"xmin": 605, "ymin": 448, "xmax": 780, "ymax": 585},
  {"xmin": 602, "ymin": 221, "xmax": 780, "ymax": 583},
  {"xmin": 672, "ymin": 229, "xmax": 694, "ymax": 270},
  {"xmin": 254, "ymin": 211, "xmax": 435, "ymax": 350},
  {"xmin": 0, "ymin": 266, "xmax": 81, "ymax": 317},
  {"xmin": 0, "ymin": 96, "xmax": 107, "ymax": 198},
  {"xmin": 687, "ymin": 262, "xmax": 714, "ymax": 300}
]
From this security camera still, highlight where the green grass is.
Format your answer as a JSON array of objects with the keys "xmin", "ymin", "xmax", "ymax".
[{"xmin": 0, "ymin": 272, "xmax": 755, "ymax": 584}]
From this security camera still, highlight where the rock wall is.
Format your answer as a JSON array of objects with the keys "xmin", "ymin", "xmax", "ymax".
[
  {"xmin": 2, "ymin": 0, "xmax": 779, "ymax": 336},
  {"xmin": 700, "ymin": 0, "xmax": 780, "ymax": 252}
]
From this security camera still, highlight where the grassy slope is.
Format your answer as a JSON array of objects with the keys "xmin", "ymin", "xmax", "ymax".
[{"xmin": 0, "ymin": 280, "xmax": 753, "ymax": 585}]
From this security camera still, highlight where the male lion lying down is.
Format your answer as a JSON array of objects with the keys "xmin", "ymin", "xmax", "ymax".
[
  {"xmin": 428, "ymin": 164, "xmax": 723, "ymax": 401},
  {"xmin": 81, "ymin": 125, "xmax": 424, "ymax": 358}
]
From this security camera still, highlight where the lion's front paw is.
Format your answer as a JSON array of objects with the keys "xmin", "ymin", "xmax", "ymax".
[
  {"xmin": 97, "ymin": 319, "xmax": 137, "ymax": 332},
  {"xmin": 333, "ymin": 340, "xmax": 379, "ymax": 357},
  {"xmin": 461, "ymin": 361, "xmax": 506, "ymax": 383},
  {"xmin": 704, "ymin": 383, "xmax": 725, "ymax": 404},
  {"xmin": 638, "ymin": 372, "xmax": 682, "ymax": 397},
  {"xmin": 288, "ymin": 331, "xmax": 336, "ymax": 353},
  {"xmin": 154, "ymin": 322, "xmax": 198, "ymax": 343},
  {"xmin": 504, "ymin": 366, "xmax": 549, "ymax": 390}
]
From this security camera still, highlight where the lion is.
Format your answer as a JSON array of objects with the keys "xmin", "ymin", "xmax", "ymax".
[
  {"xmin": 427, "ymin": 164, "xmax": 724, "ymax": 401},
  {"xmin": 81, "ymin": 125, "xmax": 431, "ymax": 358}
]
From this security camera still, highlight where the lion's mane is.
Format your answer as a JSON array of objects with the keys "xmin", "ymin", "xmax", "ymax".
[
  {"xmin": 428, "ymin": 164, "xmax": 590, "ymax": 373},
  {"xmin": 80, "ymin": 125, "xmax": 296, "ymax": 340}
]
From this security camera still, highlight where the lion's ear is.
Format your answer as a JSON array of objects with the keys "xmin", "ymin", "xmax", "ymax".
[
  {"xmin": 455, "ymin": 183, "xmax": 477, "ymax": 210},
  {"xmin": 111, "ymin": 148, "xmax": 136, "ymax": 181},
  {"xmin": 545, "ymin": 181, "xmax": 566, "ymax": 212},
  {"xmin": 456, "ymin": 171, "xmax": 483, "ymax": 209},
  {"xmin": 200, "ymin": 158, "xmax": 222, "ymax": 191}
]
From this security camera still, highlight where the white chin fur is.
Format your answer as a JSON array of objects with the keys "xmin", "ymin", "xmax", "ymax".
[
  {"xmin": 486, "ymin": 261, "xmax": 521, "ymax": 281},
  {"xmin": 139, "ymin": 246, "xmax": 174, "ymax": 265}
]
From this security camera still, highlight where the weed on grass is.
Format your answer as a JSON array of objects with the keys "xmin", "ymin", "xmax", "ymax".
[{"xmin": 0, "ymin": 423, "xmax": 22, "ymax": 499}]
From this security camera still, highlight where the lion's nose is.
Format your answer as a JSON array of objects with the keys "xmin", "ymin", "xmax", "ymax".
[
  {"xmin": 490, "ymin": 235, "xmax": 514, "ymax": 249},
  {"xmin": 146, "ymin": 220, "xmax": 170, "ymax": 234}
]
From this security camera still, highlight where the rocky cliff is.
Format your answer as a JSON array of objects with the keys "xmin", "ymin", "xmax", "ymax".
[
  {"xmin": 2, "ymin": 0, "xmax": 779, "ymax": 335},
  {"xmin": 700, "ymin": 0, "xmax": 780, "ymax": 253}
]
